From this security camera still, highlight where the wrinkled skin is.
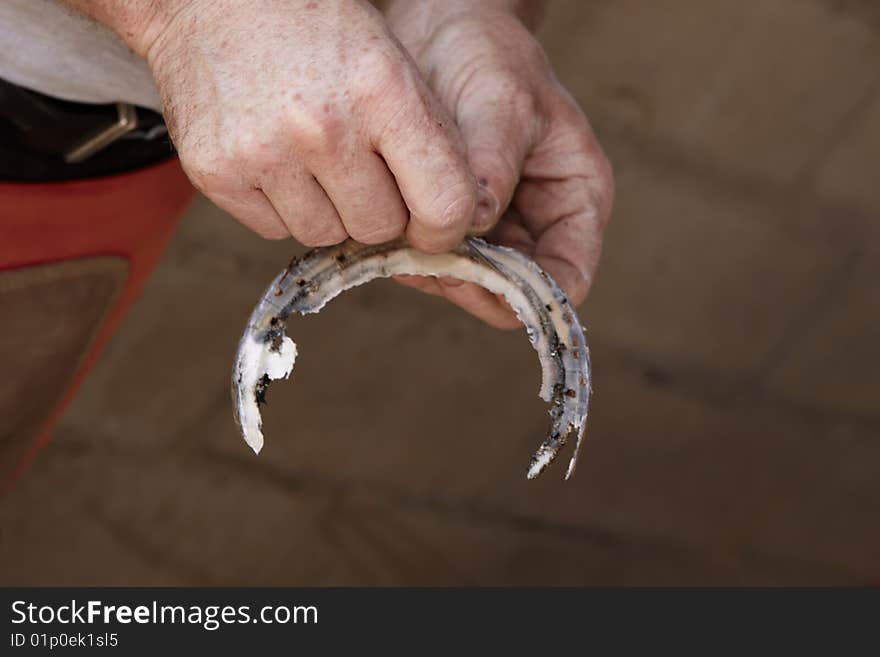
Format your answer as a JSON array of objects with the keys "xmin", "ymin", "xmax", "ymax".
[
  {"xmin": 384, "ymin": 0, "xmax": 614, "ymax": 327},
  {"xmin": 66, "ymin": 0, "xmax": 613, "ymax": 327}
]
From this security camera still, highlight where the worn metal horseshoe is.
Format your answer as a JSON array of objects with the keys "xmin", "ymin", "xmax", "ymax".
[{"xmin": 231, "ymin": 237, "xmax": 591, "ymax": 480}]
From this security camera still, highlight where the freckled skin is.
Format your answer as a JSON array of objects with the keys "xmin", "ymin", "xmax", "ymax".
[
  {"xmin": 385, "ymin": 0, "xmax": 614, "ymax": 328},
  {"xmin": 63, "ymin": 0, "xmax": 613, "ymax": 329},
  {"xmin": 68, "ymin": 0, "xmax": 480, "ymax": 255}
]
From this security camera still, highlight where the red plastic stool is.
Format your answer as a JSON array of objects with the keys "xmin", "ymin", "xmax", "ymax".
[{"xmin": 0, "ymin": 158, "xmax": 196, "ymax": 489}]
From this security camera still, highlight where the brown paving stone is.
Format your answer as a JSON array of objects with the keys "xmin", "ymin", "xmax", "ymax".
[
  {"xmin": 541, "ymin": 0, "xmax": 880, "ymax": 185},
  {"xmin": 598, "ymin": 129, "xmax": 880, "ymax": 254},
  {"xmin": 765, "ymin": 253, "xmax": 880, "ymax": 417},
  {"xmin": 0, "ymin": 442, "xmax": 177, "ymax": 586},
  {"xmin": 2, "ymin": 0, "xmax": 878, "ymax": 586},
  {"xmin": 744, "ymin": 420, "xmax": 880, "ymax": 576},
  {"xmin": 0, "ymin": 429, "xmax": 859, "ymax": 586},
  {"xmin": 6, "ymin": 180, "xmax": 873, "ymax": 585},
  {"xmin": 814, "ymin": 92, "xmax": 880, "ymax": 215},
  {"xmin": 187, "ymin": 337, "xmax": 880, "ymax": 580},
  {"xmin": 584, "ymin": 147, "xmax": 841, "ymax": 375},
  {"xmin": 0, "ymin": 257, "xmax": 126, "ymax": 479},
  {"xmin": 64, "ymin": 263, "xmax": 255, "ymax": 451},
  {"xmin": 41, "ymin": 221, "xmax": 870, "ymax": 580}
]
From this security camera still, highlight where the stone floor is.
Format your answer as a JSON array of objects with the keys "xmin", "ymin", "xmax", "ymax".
[{"xmin": 1, "ymin": 0, "xmax": 878, "ymax": 584}]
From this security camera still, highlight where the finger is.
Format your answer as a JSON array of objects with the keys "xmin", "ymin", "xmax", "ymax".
[
  {"xmin": 456, "ymin": 84, "xmax": 538, "ymax": 233},
  {"xmin": 486, "ymin": 209, "xmax": 535, "ymax": 255},
  {"xmin": 491, "ymin": 205, "xmax": 597, "ymax": 307},
  {"xmin": 394, "ymin": 275, "xmax": 519, "ymax": 329},
  {"xmin": 519, "ymin": 101, "xmax": 614, "ymax": 236},
  {"xmin": 437, "ymin": 280, "xmax": 521, "ymax": 329},
  {"xmin": 534, "ymin": 215, "xmax": 603, "ymax": 305},
  {"xmin": 262, "ymin": 172, "xmax": 348, "ymax": 247},
  {"xmin": 207, "ymin": 187, "xmax": 289, "ymax": 240},
  {"xmin": 310, "ymin": 147, "xmax": 408, "ymax": 244},
  {"xmin": 393, "ymin": 274, "xmax": 444, "ymax": 297},
  {"xmin": 514, "ymin": 109, "xmax": 614, "ymax": 304},
  {"xmin": 514, "ymin": 171, "xmax": 609, "ymax": 304},
  {"xmin": 371, "ymin": 84, "xmax": 477, "ymax": 253}
]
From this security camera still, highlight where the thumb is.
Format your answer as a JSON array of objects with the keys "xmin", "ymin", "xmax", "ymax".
[{"xmin": 456, "ymin": 87, "xmax": 538, "ymax": 233}]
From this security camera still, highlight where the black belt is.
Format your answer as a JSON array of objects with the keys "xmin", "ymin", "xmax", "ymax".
[{"xmin": 0, "ymin": 78, "xmax": 176, "ymax": 182}]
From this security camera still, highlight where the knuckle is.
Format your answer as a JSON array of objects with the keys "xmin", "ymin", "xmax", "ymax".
[
  {"xmin": 356, "ymin": 53, "xmax": 427, "ymax": 141},
  {"xmin": 355, "ymin": 48, "xmax": 409, "ymax": 98},
  {"xmin": 377, "ymin": 93, "xmax": 428, "ymax": 146},
  {"xmin": 350, "ymin": 217, "xmax": 405, "ymax": 245},
  {"xmin": 182, "ymin": 148, "xmax": 232, "ymax": 193},
  {"xmin": 591, "ymin": 152, "xmax": 615, "ymax": 226},
  {"xmin": 252, "ymin": 222, "xmax": 289, "ymax": 241},
  {"xmin": 180, "ymin": 124, "xmax": 286, "ymax": 193},
  {"xmin": 295, "ymin": 220, "xmax": 347, "ymax": 248},
  {"xmin": 574, "ymin": 183, "xmax": 608, "ymax": 234},
  {"xmin": 553, "ymin": 111, "xmax": 615, "ymax": 229},
  {"xmin": 291, "ymin": 109, "xmax": 345, "ymax": 157},
  {"xmin": 506, "ymin": 82, "xmax": 539, "ymax": 120},
  {"xmin": 472, "ymin": 69, "xmax": 538, "ymax": 119},
  {"xmin": 229, "ymin": 128, "xmax": 281, "ymax": 169}
]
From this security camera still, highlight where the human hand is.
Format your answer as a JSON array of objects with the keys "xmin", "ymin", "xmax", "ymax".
[
  {"xmin": 384, "ymin": 0, "xmax": 614, "ymax": 328},
  {"xmin": 84, "ymin": 0, "xmax": 493, "ymax": 252}
]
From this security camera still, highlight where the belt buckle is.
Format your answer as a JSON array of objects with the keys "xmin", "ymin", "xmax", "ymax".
[{"xmin": 63, "ymin": 103, "xmax": 138, "ymax": 164}]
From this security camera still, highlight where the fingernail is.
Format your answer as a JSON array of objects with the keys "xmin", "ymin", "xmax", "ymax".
[{"xmin": 472, "ymin": 183, "xmax": 499, "ymax": 233}]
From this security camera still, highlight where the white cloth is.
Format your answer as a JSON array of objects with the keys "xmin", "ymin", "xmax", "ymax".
[{"xmin": 0, "ymin": 0, "xmax": 161, "ymax": 110}]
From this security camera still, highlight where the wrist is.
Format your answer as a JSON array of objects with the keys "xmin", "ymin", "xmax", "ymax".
[
  {"xmin": 61, "ymin": 0, "xmax": 193, "ymax": 60},
  {"xmin": 381, "ymin": 0, "xmax": 544, "ymax": 32}
]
